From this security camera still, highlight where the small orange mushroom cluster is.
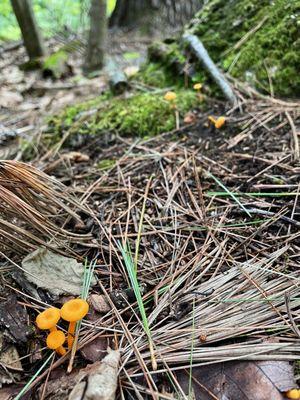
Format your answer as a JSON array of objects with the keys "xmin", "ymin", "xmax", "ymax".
[
  {"xmin": 36, "ymin": 299, "xmax": 89, "ymax": 356},
  {"xmin": 208, "ymin": 115, "xmax": 226, "ymax": 129}
]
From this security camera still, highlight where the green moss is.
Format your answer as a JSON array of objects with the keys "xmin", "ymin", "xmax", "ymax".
[
  {"xmin": 92, "ymin": 90, "xmax": 197, "ymax": 136},
  {"xmin": 47, "ymin": 90, "xmax": 198, "ymax": 145},
  {"xmin": 43, "ymin": 50, "xmax": 69, "ymax": 79},
  {"xmin": 136, "ymin": 63, "xmax": 174, "ymax": 88},
  {"xmin": 189, "ymin": 0, "xmax": 300, "ymax": 97}
]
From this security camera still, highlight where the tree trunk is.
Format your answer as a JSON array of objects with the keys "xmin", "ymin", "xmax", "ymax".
[
  {"xmin": 109, "ymin": 0, "xmax": 201, "ymax": 28},
  {"xmin": 84, "ymin": 0, "xmax": 107, "ymax": 73},
  {"xmin": 109, "ymin": 0, "xmax": 152, "ymax": 28},
  {"xmin": 10, "ymin": 0, "xmax": 45, "ymax": 60}
]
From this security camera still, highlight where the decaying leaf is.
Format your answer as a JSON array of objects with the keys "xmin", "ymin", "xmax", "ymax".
[
  {"xmin": 176, "ymin": 361, "xmax": 297, "ymax": 400},
  {"xmin": 68, "ymin": 349, "xmax": 120, "ymax": 400},
  {"xmin": 40, "ymin": 350, "xmax": 120, "ymax": 400},
  {"xmin": 21, "ymin": 247, "xmax": 96, "ymax": 297},
  {"xmin": 0, "ymin": 332, "xmax": 22, "ymax": 388},
  {"xmin": 0, "ymin": 295, "xmax": 30, "ymax": 343}
]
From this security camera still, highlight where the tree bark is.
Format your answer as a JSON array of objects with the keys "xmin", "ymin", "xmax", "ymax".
[
  {"xmin": 84, "ymin": 0, "xmax": 107, "ymax": 73},
  {"xmin": 109, "ymin": 0, "xmax": 201, "ymax": 28},
  {"xmin": 109, "ymin": 0, "xmax": 152, "ymax": 28},
  {"xmin": 10, "ymin": 0, "xmax": 45, "ymax": 60}
]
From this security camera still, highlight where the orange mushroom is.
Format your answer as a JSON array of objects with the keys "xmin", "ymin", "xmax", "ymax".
[
  {"xmin": 36, "ymin": 307, "xmax": 60, "ymax": 333},
  {"xmin": 286, "ymin": 389, "xmax": 300, "ymax": 399},
  {"xmin": 60, "ymin": 299, "xmax": 89, "ymax": 349},
  {"xmin": 164, "ymin": 91, "xmax": 177, "ymax": 102},
  {"xmin": 46, "ymin": 330, "xmax": 66, "ymax": 356},
  {"xmin": 208, "ymin": 116, "xmax": 226, "ymax": 129}
]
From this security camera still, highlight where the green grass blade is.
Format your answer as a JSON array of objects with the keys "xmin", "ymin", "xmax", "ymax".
[
  {"xmin": 14, "ymin": 352, "xmax": 54, "ymax": 400},
  {"xmin": 205, "ymin": 171, "xmax": 251, "ymax": 217},
  {"xmin": 118, "ymin": 241, "xmax": 157, "ymax": 370},
  {"xmin": 134, "ymin": 176, "xmax": 152, "ymax": 272}
]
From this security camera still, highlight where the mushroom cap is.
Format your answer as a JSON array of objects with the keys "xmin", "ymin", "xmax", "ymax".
[
  {"xmin": 193, "ymin": 83, "xmax": 202, "ymax": 90},
  {"xmin": 164, "ymin": 91, "xmax": 177, "ymax": 102},
  {"xmin": 215, "ymin": 116, "xmax": 226, "ymax": 129},
  {"xmin": 36, "ymin": 307, "xmax": 60, "ymax": 330},
  {"xmin": 60, "ymin": 299, "xmax": 89, "ymax": 322},
  {"xmin": 286, "ymin": 389, "xmax": 300, "ymax": 400},
  {"xmin": 46, "ymin": 330, "xmax": 65, "ymax": 350}
]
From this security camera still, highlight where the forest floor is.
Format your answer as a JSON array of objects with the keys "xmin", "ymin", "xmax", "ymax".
[{"xmin": 0, "ymin": 30, "xmax": 300, "ymax": 400}]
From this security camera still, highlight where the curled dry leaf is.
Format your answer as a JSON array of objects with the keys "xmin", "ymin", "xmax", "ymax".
[
  {"xmin": 176, "ymin": 360, "xmax": 297, "ymax": 400},
  {"xmin": 68, "ymin": 350, "xmax": 120, "ymax": 400}
]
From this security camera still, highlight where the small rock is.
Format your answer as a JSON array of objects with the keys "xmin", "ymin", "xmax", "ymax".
[
  {"xmin": 80, "ymin": 336, "xmax": 108, "ymax": 362},
  {"xmin": 89, "ymin": 294, "xmax": 111, "ymax": 314}
]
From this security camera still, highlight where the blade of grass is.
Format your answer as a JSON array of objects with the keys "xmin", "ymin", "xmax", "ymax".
[
  {"xmin": 118, "ymin": 240, "xmax": 157, "ymax": 370},
  {"xmin": 134, "ymin": 176, "xmax": 152, "ymax": 272},
  {"xmin": 205, "ymin": 171, "xmax": 251, "ymax": 217},
  {"xmin": 14, "ymin": 352, "xmax": 54, "ymax": 400}
]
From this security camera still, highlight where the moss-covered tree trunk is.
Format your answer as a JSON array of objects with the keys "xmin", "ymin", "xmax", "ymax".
[
  {"xmin": 84, "ymin": 0, "xmax": 107, "ymax": 73},
  {"xmin": 187, "ymin": 0, "xmax": 299, "ymax": 97},
  {"xmin": 10, "ymin": 0, "xmax": 45, "ymax": 60}
]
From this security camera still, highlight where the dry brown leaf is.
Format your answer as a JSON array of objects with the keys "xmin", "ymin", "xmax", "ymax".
[
  {"xmin": 176, "ymin": 361, "xmax": 297, "ymax": 400},
  {"xmin": 22, "ymin": 247, "xmax": 96, "ymax": 297}
]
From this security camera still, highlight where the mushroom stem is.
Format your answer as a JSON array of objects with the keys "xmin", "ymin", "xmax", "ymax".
[
  {"xmin": 208, "ymin": 116, "xmax": 217, "ymax": 124},
  {"xmin": 56, "ymin": 346, "xmax": 66, "ymax": 356},
  {"xmin": 67, "ymin": 321, "xmax": 76, "ymax": 349}
]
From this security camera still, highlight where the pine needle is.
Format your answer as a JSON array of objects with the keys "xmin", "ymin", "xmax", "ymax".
[{"xmin": 134, "ymin": 176, "xmax": 152, "ymax": 272}]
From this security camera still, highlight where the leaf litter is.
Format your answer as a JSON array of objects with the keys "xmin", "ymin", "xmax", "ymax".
[{"xmin": 0, "ymin": 39, "xmax": 299, "ymax": 400}]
